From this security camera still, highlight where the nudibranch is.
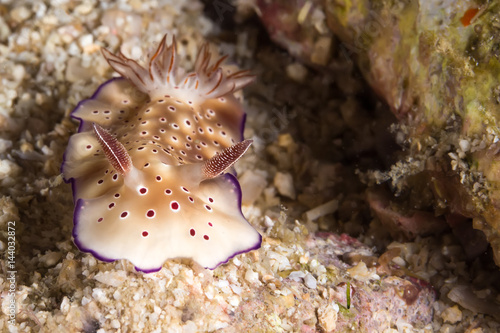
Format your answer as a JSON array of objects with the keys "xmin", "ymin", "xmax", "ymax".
[{"xmin": 62, "ymin": 35, "xmax": 262, "ymax": 273}]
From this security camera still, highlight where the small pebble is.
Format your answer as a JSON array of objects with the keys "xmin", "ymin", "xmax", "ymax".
[
  {"xmin": 94, "ymin": 270, "xmax": 127, "ymax": 287},
  {"xmin": 441, "ymin": 305, "xmax": 463, "ymax": 324},
  {"xmin": 40, "ymin": 251, "xmax": 62, "ymax": 267},
  {"xmin": 92, "ymin": 288, "xmax": 107, "ymax": 302},
  {"xmin": 11, "ymin": 6, "xmax": 31, "ymax": 23},
  {"xmin": 0, "ymin": 159, "xmax": 21, "ymax": 179},
  {"xmin": 244, "ymin": 269, "xmax": 259, "ymax": 284},
  {"xmin": 304, "ymin": 273, "xmax": 317, "ymax": 289},
  {"xmin": 113, "ymin": 290, "xmax": 122, "ymax": 301},
  {"xmin": 78, "ymin": 34, "xmax": 93, "ymax": 48},
  {"xmin": 0, "ymin": 139, "xmax": 13, "ymax": 154},
  {"xmin": 317, "ymin": 304, "xmax": 338, "ymax": 332},
  {"xmin": 232, "ymin": 257, "xmax": 241, "ymax": 266},
  {"xmin": 60, "ymin": 296, "xmax": 70, "ymax": 315},
  {"xmin": 12, "ymin": 64, "xmax": 25, "ymax": 82},
  {"xmin": 274, "ymin": 172, "xmax": 296, "ymax": 199},
  {"xmin": 75, "ymin": 2, "xmax": 93, "ymax": 15},
  {"xmin": 286, "ymin": 62, "xmax": 308, "ymax": 83},
  {"xmin": 230, "ymin": 284, "xmax": 242, "ymax": 295},
  {"xmin": 459, "ymin": 139, "xmax": 470, "ymax": 152},
  {"xmin": 391, "ymin": 256, "xmax": 406, "ymax": 267},
  {"xmin": 264, "ymin": 215, "xmax": 275, "ymax": 228},
  {"xmin": 288, "ymin": 271, "xmax": 306, "ymax": 282}
]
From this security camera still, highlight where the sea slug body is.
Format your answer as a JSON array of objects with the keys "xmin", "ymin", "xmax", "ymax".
[{"xmin": 62, "ymin": 35, "xmax": 262, "ymax": 273}]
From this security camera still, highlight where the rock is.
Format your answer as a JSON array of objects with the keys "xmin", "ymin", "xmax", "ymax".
[
  {"xmin": 441, "ymin": 305, "xmax": 463, "ymax": 324},
  {"xmin": 254, "ymin": 0, "xmax": 500, "ymax": 269},
  {"xmin": 39, "ymin": 251, "xmax": 62, "ymax": 267},
  {"xmin": 304, "ymin": 273, "xmax": 317, "ymax": 289},
  {"xmin": 94, "ymin": 270, "xmax": 127, "ymax": 287},
  {"xmin": 0, "ymin": 159, "xmax": 21, "ymax": 179},
  {"xmin": 317, "ymin": 304, "xmax": 338, "ymax": 332}
]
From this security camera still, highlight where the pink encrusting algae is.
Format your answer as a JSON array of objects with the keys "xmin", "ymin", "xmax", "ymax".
[{"xmin": 61, "ymin": 35, "xmax": 262, "ymax": 273}]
